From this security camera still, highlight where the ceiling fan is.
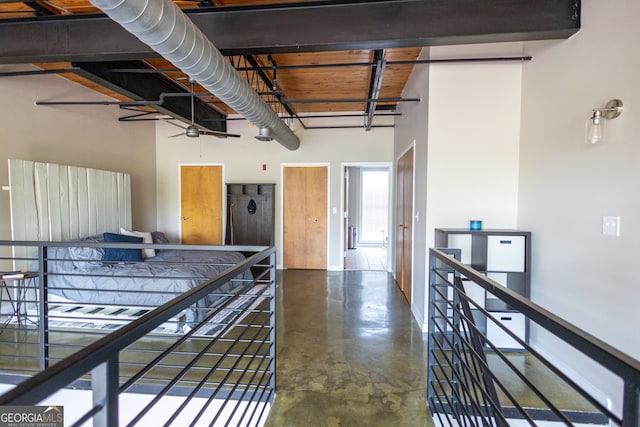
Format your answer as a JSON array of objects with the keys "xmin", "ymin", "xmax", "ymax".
[{"xmin": 167, "ymin": 78, "xmax": 240, "ymax": 139}]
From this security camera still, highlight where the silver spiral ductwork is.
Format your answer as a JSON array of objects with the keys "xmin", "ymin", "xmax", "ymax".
[{"xmin": 89, "ymin": 0, "xmax": 300, "ymax": 150}]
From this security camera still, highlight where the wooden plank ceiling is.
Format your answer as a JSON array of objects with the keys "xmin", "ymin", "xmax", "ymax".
[{"xmin": 0, "ymin": 0, "xmax": 421, "ymax": 120}]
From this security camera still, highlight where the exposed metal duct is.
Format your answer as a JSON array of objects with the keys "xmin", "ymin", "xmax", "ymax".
[{"xmin": 89, "ymin": 0, "xmax": 300, "ymax": 150}]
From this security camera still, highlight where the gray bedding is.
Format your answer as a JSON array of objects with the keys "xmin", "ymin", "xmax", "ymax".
[{"xmin": 44, "ymin": 235, "xmax": 252, "ymax": 327}]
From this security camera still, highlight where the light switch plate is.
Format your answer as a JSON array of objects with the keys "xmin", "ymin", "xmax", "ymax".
[{"xmin": 602, "ymin": 216, "xmax": 620, "ymax": 236}]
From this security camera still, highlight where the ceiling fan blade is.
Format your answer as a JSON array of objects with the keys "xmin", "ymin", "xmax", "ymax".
[
  {"xmin": 200, "ymin": 130, "xmax": 241, "ymax": 138},
  {"xmin": 169, "ymin": 132, "xmax": 184, "ymax": 138}
]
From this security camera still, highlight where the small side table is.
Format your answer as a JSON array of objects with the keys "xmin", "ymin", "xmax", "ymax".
[{"xmin": 1, "ymin": 272, "xmax": 39, "ymax": 332}]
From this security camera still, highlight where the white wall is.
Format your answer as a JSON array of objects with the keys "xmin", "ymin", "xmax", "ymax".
[
  {"xmin": 0, "ymin": 66, "xmax": 157, "ymax": 244},
  {"xmin": 426, "ymin": 45, "xmax": 522, "ymax": 233},
  {"xmin": 394, "ymin": 44, "xmax": 523, "ymax": 330},
  {"xmin": 519, "ymin": 0, "xmax": 640, "ymax": 411},
  {"xmin": 394, "ymin": 48, "xmax": 430, "ymax": 326},
  {"xmin": 155, "ymin": 119, "xmax": 393, "ymax": 269}
]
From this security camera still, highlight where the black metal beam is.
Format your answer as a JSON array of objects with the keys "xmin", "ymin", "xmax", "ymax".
[
  {"xmin": 365, "ymin": 50, "xmax": 386, "ymax": 130},
  {"xmin": 105, "ymin": 55, "xmax": 533, "ymax": 75},
  {"xmin": 23, "ymin": 2, "xmax": 54, "ymax": 17},
  {"xmin": 0, "ymin": 0, "xmax": 580, "ymax": 65},
  {"xmin": 243, "ymin": 55, "xmax": 298, "ymax": 120},
  {"xmin": 72, "ymin": 61, "xmax": 227, "ymax": 133}
]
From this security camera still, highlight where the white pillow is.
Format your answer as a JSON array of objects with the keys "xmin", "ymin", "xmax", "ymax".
[{"xmin": 119, "ymin": 228, "xmax": 156, "ymax": 258}]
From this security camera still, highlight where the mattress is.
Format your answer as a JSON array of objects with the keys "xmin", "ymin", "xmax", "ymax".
[{"xmin": 42, "ymin": 236, "xmax": 252, "ymax": 327}]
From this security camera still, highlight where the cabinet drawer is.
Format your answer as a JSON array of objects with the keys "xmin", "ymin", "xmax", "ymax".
[
  {"xmin": 486, "ymin": 312, "xmax": 525, "ymax": 349},
  {"xmin": 486, "ymin": 235, "xmax": 525, "ymax": 272}
]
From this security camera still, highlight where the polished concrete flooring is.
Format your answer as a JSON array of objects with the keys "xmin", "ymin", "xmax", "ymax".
[
  {"xmin": 265, "ymin": 269, "xmax": 433, "ymax": 427},
  {"xmin": 344, "ymin": 246, "xmax": 388, "ymax": 271}
]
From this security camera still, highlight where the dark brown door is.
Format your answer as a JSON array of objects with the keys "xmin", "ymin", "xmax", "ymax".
[
  {"xmin": 283, "ymin": 166, "xmax": 328, "ymax": 269},
  {"xmin": 395, "ymin": 148, "xmax": 413, "ymax": 303}
]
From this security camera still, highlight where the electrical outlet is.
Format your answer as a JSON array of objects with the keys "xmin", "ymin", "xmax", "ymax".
[{"xmin": 602, "ymin": 216, "xmax": 620, "ymax": 236}]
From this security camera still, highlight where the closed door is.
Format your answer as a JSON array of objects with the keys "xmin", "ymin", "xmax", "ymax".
[
  {"xmin": 395, "ymin": 148, "xmax": 413, "ymax": 303},
  {"xmin": 180, "ymin": 165, "xmax": 223, "ymax": 244},
  {"xmin": 283, "ymin": 166, "xmax": 328, "ymax": 269}
]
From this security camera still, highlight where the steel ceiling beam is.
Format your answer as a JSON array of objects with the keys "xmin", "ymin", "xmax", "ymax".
[
  {"xmin": 365, "ymin": 50, "xmax": 386, "ymax": 131},
  {"xmin": 72, "ymin": 61, "xmax": 227, "ymax": 133},
  {"xmin": 0, "ymin": 0, "xmax": 580, "ymax": 65}
]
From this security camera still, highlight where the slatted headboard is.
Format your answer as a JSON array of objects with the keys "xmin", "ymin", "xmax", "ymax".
[{"xmin": 8, "ymin": 159, "xmax": 131, "ymax": 242}]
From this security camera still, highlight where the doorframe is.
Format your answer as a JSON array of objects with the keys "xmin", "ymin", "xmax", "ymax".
[
  {"xmin": 178, "ymin": 163, "xmax": 225, "ymax": 244},
  {"xmin": 340, "ymin": 162, "xmax": 393, "ymax": 271},
  {"xmin": 394, "ymin": 142, "xmax": 415, "ymax": 300},
  {"xmin": 280, "ymin": 163, "xmax": 331, "ymax": 270}
]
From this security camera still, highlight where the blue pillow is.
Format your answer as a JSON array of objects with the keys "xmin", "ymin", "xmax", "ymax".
[{"xmin": 102, "ymin": 232, "xmax": 143, "ymax": 262}]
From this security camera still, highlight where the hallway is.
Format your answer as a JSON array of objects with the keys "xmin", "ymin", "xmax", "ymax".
[{"xmin": 266, "ymin": 269, "xmax": 433, "ymax": 426}]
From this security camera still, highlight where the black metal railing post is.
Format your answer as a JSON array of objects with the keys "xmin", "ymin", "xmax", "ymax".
[
  {"xmin": 92, "ymin": 355, "xmax": 119, "ymax": 427},
  {"xmin": 38, "ymin": 244, "xmax": 49, "ymax": 371},
  {"xmin": 269, "ymin": 251, "xmax": 277, "ymax": 404},
  {"xmin": 623, "ymin": 381, "xmax": 640, "ymax": 427}
]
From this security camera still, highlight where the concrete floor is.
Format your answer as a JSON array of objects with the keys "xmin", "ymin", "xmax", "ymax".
[
  {"xmin": 265, "ymin": 269, "xmax": 433, "ymax": 427},
  {"xmin": 344, "ymin": 246, "xmax": 388, "ymax": 271}
]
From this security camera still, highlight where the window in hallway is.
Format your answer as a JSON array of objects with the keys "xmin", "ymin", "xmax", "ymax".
[
  {"xmin": 344, "ymin": 166, "xmax": 390, "ymax": 271},
  {"xmin": 360, "ymin": 169, "xmax": 389, "ymax": 245}
]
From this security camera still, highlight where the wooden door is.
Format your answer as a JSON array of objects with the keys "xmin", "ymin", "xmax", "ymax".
[
  {"xmin": 343, "ymin": 166, "xmax": 349, "ymax": 267},
  {"xmin": 395, "ymin": 148, "xmax": 413, "ymax": 303},
  {"xmin": 283, "ymin": 166, "xmax": 328, "ymax": 269},
  {"xmin": 180, "ymin": 165, "xmax": 223, "ymax": 244}
]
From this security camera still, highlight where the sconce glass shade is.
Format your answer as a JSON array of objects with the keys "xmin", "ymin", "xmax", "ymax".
[
  {"xmin": 584, "ymin": 99, "xmax": 623, "ymax": 145},
  {"xmin": 586, "ymin": 110, "xmax": 605, "ymax": 144}
]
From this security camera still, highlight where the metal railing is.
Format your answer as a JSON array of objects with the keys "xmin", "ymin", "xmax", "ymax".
[
  {"xmin": 0, "ymin": 240, "xmax": 276, "ymax": 426},
  {"xmin": 428, "ymin": 248, "xmax": 640, "ymax": 427}
]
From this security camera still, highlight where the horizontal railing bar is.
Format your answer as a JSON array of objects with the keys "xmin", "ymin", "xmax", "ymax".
[
  {"xmin": 431, "ymin": 294, "xmax": 574, "ymax": 426},
  {"xmin": 212, "ymin": 335, "xmax": 273, "ymax": 427},
  {"xmin": 70, "ymin": 402, "xmax": 104, "ymax": 427},
  {"xmin": 430, "ymin": 310, "xmax": 527, "ymax": 425},
  {"xmin": 0, "ymin": 246, "xmax": 275, "ymax": 406},
  {"xmin": 136, "ymin": 308, "xmax": 270, "ymax": 426},
  {"xmin": 429, "ymin": 340, "xmax": 502, "ymax": 427},
  {"xmin": 435, "ymin": 274, "xmax": 619, "ymax": 422},
  {"xmin": 0, "ymin": 240, "xmax": 271, "ymax": 253},
  {"xmin": 194, "ymin": 319, "xmax": 272, "ymax": 427},
  {"xmin": 119, "ymin": 282, "xmax": 268, "ymax": 394},
  {"xmin": 431, "ymin": 248, "xmax": 640, "ymax": 384}
]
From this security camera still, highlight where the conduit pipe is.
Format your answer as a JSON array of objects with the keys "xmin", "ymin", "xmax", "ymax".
[{"xmin": 89, "ymin": 0, "xmax": 300, "ymax": 150}]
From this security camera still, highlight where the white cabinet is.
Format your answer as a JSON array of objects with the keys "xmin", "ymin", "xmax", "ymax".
[
  {"xmin": 487, "ymin": 235, "xmax": 525, "ymax": 272},
  {"xmin": 487, "ymin": 312, "xmax": 526, "ymax": 349},
  {"xmin": 435, "ymin": 228, "xmax": 531, "ymax": 350}
]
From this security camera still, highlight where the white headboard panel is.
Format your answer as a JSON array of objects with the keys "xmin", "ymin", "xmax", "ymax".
[{"xmin": 8, "ymin": 159, "xmax": 131, "ymax": 241}]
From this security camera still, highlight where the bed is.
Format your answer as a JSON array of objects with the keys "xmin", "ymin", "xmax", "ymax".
[{"xmin": 42, "ymin": 232, "xmax": 253, "ymax": 331}]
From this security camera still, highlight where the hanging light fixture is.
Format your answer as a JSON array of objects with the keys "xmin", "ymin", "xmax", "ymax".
[
  {"xmin": 255, "ymin": 127, "xmax": 274, "ymax": 142},
  {"xmin": 585, "ymin": 99, "xmax": 623, "ymax": 144}
]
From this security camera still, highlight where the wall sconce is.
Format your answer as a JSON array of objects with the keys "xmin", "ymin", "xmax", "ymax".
[{"xmin": 585, "ymin": 99, "xmax": 623, "ymax": 144}]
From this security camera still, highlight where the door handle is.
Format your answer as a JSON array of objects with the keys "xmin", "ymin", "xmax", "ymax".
[{"xmin": 181, "ymin": 216, "xmax": 189, "ymax": 221}]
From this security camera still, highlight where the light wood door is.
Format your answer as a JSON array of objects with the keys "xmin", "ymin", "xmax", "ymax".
[
  {"xmin": 180, "ymin": 165, "xmax": 223, "ymax": 244},
  {"xmin": 283, "ymin": 166, "xmax": 328, "ymax": 269},
  {"xmin": 395, "ymin": 148, "xmax": 413, "ymax": 303}
]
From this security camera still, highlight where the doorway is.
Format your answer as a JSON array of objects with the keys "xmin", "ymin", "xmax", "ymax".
[
  {"xmin": 180, "ymin": 165, "xmax": 223, "ymax": 244},
  {"xmin": 283, "ymin": 165, "xmax": 328, "ymax": 269},
  {"xmin": 344, "ymin": 165, "xmax": 391, "ymax": 271},
  {"xmin": 395, "ymin": 147, "xmax": 414, "ymax": 303}
]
